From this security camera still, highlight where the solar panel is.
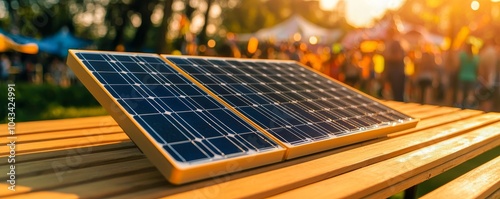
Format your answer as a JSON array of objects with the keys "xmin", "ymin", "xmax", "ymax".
[
  {"xmin": 163, "ymin": 56, "xmax": 417, "ymax": 158},
  {"xmin": 67, "ymin": 50, "xmax": 417, "ymax": 184},
  {"xmin": 66, "ymin": 51, "xmax": 286, "ymax": 184}
]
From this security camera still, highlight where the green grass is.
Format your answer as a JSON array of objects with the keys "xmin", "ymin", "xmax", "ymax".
[
  {"xmin": 40, "ymin": 106, "xmax": 108, "ymax": 120},
  {"xmin": 0, "ymin": 83, "xmax": 104, "ymax": 122}
]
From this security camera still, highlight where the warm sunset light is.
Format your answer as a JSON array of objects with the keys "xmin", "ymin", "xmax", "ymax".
[
  {"xmin": 344, "ymin": 0, "xmax": 405, "ymax": 27},
  {"xmin": 3, "ymin": 0, "xmax": 500, "ymax": 197}
]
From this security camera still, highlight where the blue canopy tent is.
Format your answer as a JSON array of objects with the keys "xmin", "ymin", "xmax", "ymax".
[
  {"xmin": 36, "ymin": 28, "xmax": 92, "ymax": 57},
  {"xmin": 0, "ymin": 28, "xmax": 92, "ymax": 57},
  {"xmin": 0, "ymin": 29, "xmax": 37, "ymax": 44}
]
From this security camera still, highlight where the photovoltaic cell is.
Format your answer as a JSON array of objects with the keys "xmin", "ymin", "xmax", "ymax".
[
  {"xmin": 72, "ymin": 52, "xmax": 281, "ymax": 165},
  {"xmin": 164, "ymin": 56, "xmax": 415, "ymax": 146}
]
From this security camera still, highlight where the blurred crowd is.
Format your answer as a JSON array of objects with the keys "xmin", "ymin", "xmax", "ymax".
[
  {"xmin": 0, "ymin": 53, "xmax": 76, "ymax": 87},
  {"xmin": 185, "ymin": 30, "xmax": 500, "ymax": 112},
  {"xmin": 1, "ymin": 31, "xmax": 499, "ymax": 112}
]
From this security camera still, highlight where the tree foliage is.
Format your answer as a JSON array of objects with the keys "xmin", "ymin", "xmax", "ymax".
[{"xmin": 0, "ymin": 0, "xmax": 352, "ymax": 52}]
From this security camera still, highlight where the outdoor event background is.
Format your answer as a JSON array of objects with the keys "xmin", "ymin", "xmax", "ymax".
[
  {"xmin": 2, "ymin": 0, "xmax": 500, "ymax": 122},
  {"xmin": 1, "ymin": 0, "xmax": 500, "ymax": 197}
]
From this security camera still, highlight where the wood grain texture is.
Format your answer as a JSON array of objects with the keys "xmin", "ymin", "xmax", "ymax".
[
  {"xmin": 0, "ymin": 116, "xmax": 116, "ymax": 135},
  {"xmin": 412, "ymin": 107, "xmax": 461, "ymax": 119},
  {"xmin": 0, "ymin": 158, "xmax": 154, "ymax": 197},
  {"xmin": 388, "ymin": 109, "xmax": 483, "ymax": 137},
  {"xmin": 165, "ymin": 113, "xmax": 500, "ymax": 199},
  {"xmin": 421, "ymin": 155, "xmax": 500, "ymax": 199},
  {"xmin": 403, "ymin": 105, "xmax": 440, "ymax": 115},
  {"xmin": 3, "ymin": 170, "xmax": 162, "ymax": 199},
  {"xmin": 271, "ymin": 122, "xmax": 500, "ymax": 198},
  {"xmin": 1, "ymin": 104, "xmax": 498, "ymax": 198},
  {"xmin": 0, "ymin": 142, "xmax": 135, "ymax": 166},
  {"xmin": 0, "ymin": 133, "xmax": 130, "ymax": 157},
  {"xmin": 0, "ymin": 148, "xmax": 144, "ymax": 182},
  {"xmin": 0, "ymin": 126, "xmax": 124, "ymax": 145}
]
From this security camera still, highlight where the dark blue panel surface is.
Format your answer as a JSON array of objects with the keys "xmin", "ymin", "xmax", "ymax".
[
  {"xmin": 165, "ymin": 56, "xmax": 414, "ymax": 146},
  {"xmin": 75, "ymin": 52, "xmax": 280, "ymax": 165}
]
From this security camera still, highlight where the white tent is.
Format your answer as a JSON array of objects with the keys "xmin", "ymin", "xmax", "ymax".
[
  {"xmin": 341, "ymin": 18, "xmax": 445, "ymax": 49},
  {"xmin": 238, "ymin": 15, "xmax": 342, "ymax": 44}
]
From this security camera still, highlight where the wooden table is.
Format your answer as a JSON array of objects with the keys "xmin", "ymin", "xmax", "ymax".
[{"xmin": 1, "ymin": 101, "xmax": 499, "ymax": 198}]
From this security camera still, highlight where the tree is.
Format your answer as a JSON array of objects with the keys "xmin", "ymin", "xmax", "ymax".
[
  {"xmin": 106, "ymin": 1, "xmax": 131, "ymax": 50},
  {"xmin": 157, "ymin": 0, "xmax": 174, "ymax": 53},
  {"xmin": 197, "ymin": 0, "xmax": 213, "ymax": 45},
  {"xmin": 130, "ymin": 0, "xmax": 158, "ymax": 51}
]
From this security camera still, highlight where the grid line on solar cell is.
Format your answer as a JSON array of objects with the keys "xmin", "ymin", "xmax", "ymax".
[
  {"xmin": 165, "ymin": 56, "xmax": 414, "ymax": 146},
  {"xmin": 75, "ymin": 52, "xmax": 281, "ymax": 164}
]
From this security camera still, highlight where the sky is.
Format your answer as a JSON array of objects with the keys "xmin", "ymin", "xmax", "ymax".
[{"xmin": 320, "ymin": 0, "xmax": 405, "ymax": 27}]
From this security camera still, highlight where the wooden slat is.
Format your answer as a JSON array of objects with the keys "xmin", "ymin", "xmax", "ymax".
[
  {"xmin": 403, "ymin": 105, "xmax": 440, "ymax": 115},
  {"xmin": 0, "ymin": 148, "xmax": 144, "ymax": 181},
  {"xmin": 4, "ymin": 170, "xmax": 164, "ymax": 199},
  {"xmin": 0, "ymin": 158, "xmax": 154, "ymax": 197},
  {"xmin": 0, "ymin": 142, "xmax": 135, "ymax": 166},
  {"xmin": 381, "ymin": 102, "xmax": 422, "ymax": 114},
  {"xmin": 161, "ymin": 113, "xmax": 500, "ymax": 199},
  {"xmin": 76, "ymin": 110, "xmax": 481, "ymax": 198},
  {"xmin": 412, "ymin": 107, "xmax": 461, "ymax": 119},
  {"xmin": 388, "ymin": 109, "xmax": 483, "ymax": 137},
  {"xmin": 108, "ymin": 186, "xmax": 173, "ymax": 199},
  {"xmin": 2, "ymin": 105, "xmax": 498, "ymax": 198},
  {"xmin": 420, "ymin": 155, "xmax": 500, "ymax": 199},
  {"xmin": 488, "ymin": 189, "xmax": 500, "ymax": 199},
  {"xmin": 0, "ymin": 133, "xmax": 130, "ymax": 157},
  {"xmin": 0, "ymin": 126, "xmax": 124, "ymax": 145},
  {"xmin": 407, "ymin": 106, "xmax": 458, "ymax": 120},
  {"xmin": 382, "ymin": 101, "xmax": 421, "ymax": 108},
  {"xmin": 271, "ymin": 122, "xmax": 500, "ymax": 198},
  {"xmin": 0, "ymin": 116, "xmax": 117, "ymax": 135},
  {"xmin": 367, "ymin": 145, "xmax": 500, "ymax": 199}
]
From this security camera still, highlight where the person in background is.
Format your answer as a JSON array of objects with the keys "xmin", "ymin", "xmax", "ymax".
[
  {"xmin": 303, "ymin": 49, "xmax": 322, "ymax": 71},
  {"xmin": 1, "ymin": 54, "xmax": 11, "ymax": 82},
  {"xmin": 457, "ymin": 43, "xmax": 479, "ymax": 109},
  {"xmin": 383, "ymin": 29, "xmax": 406, "ymax": 102},
  {"xmin": 276, "ymin": 42, "xmax": 290, "ymax": 60},
  {"xmin": 288, "ymin": 42, "xmax": 302, "ymax": 62},
  {"xmin": 415, "ymin": 44, "xmax": 436, "ymax": 104},
  {"xmin": 217, "ymin": 42, "xmax": 234, "ymax": 57},
  {"xmin": 477, "ymin": 38, "xmax": 498, "ymax": 112},
  {"xmin": 50, "ymin": 58, "xmax": 65, "ymax": 86},
  {"xmin": 328, "ymin": 51, "xmax": 345, "ymax": 80},
  {"xmin": 358, "ymin": 52, "xmax": 374, "ymax": 94},
  {"xmin": 495, "ymin": 42, "xmax": 500, "ymax": 112},
  {"xmin": 341, "ymin": 50, "xmax": 362, "ymax": 88}
]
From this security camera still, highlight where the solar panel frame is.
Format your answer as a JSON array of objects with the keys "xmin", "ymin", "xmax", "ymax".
[
  {"xmin": 162, "ymin": 55, "xmax": 418, "ymax": 158},
  {"xmin": 66, "ymin": 50, "xmax": 286, "ymax": 184}
]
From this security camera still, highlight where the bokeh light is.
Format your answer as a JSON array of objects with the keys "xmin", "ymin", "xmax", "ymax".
[
  {"xmin": 319, "ymin": 0, "xmax": 339, "ymax": 11},
  {"xmin": 207, "ymin": 39, "xmax": 216, "ymax": 48},
  {"xmin": 293, "ymin": 33, "xmax": 302, "ymax": 42},
  {"xmin": 309, "ymin": 36, "xmax": 318, "ymax": 45},
  {"xmin": 471, "ymin": 0, "xmax": 480, "ymax": 11},
  {"xmin": 247, "ymin": 37, "xmax": 259, "ymax": 54}
]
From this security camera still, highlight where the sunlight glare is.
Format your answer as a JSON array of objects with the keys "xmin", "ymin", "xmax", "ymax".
[{"xmin": 319, "ymin": 0, "xmax": 339, "ymax": 11}]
